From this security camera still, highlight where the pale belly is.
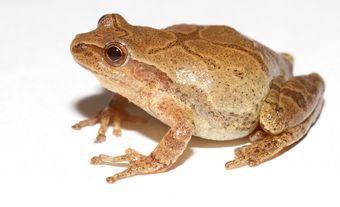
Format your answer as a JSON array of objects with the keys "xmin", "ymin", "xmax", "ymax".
[{"xmin": 193, "ymin": 115, "xmax": 259, "ymax": 141}]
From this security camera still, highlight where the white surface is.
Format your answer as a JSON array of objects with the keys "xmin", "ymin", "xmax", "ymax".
[{"xmin": 1, "ymin": 0, "xmax": 340, "ymax": 206}]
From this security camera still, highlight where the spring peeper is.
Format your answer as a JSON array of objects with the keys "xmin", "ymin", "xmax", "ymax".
[{"xmin": 70, "ymin": 14, "xmax": 325, "ymax": 183}]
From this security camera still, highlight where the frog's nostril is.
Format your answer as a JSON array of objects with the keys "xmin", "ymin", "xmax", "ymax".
[
  {"xmin": 72, "ymin": 43, "xmax": 87, "ymax": 53},
  {"xmin": 71, "ymin": 43, "xmax": 87, "ymax": 53}
]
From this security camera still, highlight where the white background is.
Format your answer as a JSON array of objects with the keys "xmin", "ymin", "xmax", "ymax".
[{"xmin": 1, "ymin": 0, "xmax": 340, "ymax": 206}]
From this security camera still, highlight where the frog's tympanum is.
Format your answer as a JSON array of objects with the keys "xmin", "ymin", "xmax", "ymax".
[{"xmin": 71, "ymin": 14, "xmax": 325, "ymax": 183}]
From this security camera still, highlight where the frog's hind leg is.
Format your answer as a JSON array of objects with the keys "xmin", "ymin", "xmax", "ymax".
[
  {"xmin": 72, "ymin": 94, "xmax": 145, "ymax": 143},
  {"xmin": 260, "ymin": 73, "xmax": 324, "ymax": 135},
  {"xmin": 225, "ymin": 99, "xmax": 323, "ymax": 169},
  {"xmin": 225, "ymin": 73, "xmax": 324, "ymax": 169}
]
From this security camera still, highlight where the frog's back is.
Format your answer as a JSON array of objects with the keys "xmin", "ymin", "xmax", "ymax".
[
  {"xmin": 121, "ymin": 21, "xmax": 292, "ymax": 140},
  {"xmin": 163, "ymin": 24, "xmax": 292, "ymax": 79},
  {"xmin": 157, "ymin": 24, "xmax": 293, "ymax": 140}
]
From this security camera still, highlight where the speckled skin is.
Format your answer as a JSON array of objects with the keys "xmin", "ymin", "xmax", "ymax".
[
  {"xmin": 71, "ymin": 14, "xmax": 293, "ymax": 140},
  {"xmin": 71, "ymin": 14, "xmax": 324, "ymax": 183}
]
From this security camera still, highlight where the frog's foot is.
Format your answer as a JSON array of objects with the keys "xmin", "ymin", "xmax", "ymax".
[
  {"xmin": 72, "ymin": 95, "xmax": 145, "ymax": 143},
  {"xmin": 225, "ymin": 98, "xmax": 323, "ymax": 169},
  {"xmin": 91, "ymin": 120, "xmax": 194, "ymax": 183},
  {"xmin": 91, "ymin": 148, "xmax": 169, "ymax": 183},
  {"xmin": 225, "ymin": 135, "xmax": 287, "ymax": 169}
]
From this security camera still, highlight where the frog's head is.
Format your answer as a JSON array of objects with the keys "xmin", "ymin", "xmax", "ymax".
[
  {"xmin": 71, "ymin": 14, "xmax": 132, "ymax": 72},
  {"xmin": 71, "ymin": 13, "xmax": 173, "ymax": 98}
]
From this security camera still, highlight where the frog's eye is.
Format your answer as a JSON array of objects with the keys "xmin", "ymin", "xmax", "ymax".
[
  {"xmin": 98, "ymin": 14, "xmax": 109, "ymax": 25},
  {"xmin": 104, "ymin": 42, "xmax": 128, "ymax": 67}
]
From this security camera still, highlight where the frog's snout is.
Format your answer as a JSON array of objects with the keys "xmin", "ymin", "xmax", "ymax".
[
  {"xmin": 70, "ymin": 35, "xmax": 87, "ymax": 54},
  {"xmin": 72, "ymin": 42, "xmax": 87, "ymax": 53}
]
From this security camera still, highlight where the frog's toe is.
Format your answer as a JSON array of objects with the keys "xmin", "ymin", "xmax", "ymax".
[
  {"xmin": 225, "ymin": 137, "xmax": 286, "ymax": 169},
  {"xmin": 72, "ymin": 114, "xmax": 100, "ymax": 129},
  {"xmin": 90, "ymin": 149, "xmax": 138, "ymax": 164},
  {"xmin": 72, "ymin": 105, "xmax": 113, "ymax": 143},
  {"xmin": 72, "ymin": 95, "xmax": 145, "ymax": 142},
  {"xmin": 90, "ymin": 148, "xmax": 167, "ymax": 183}
]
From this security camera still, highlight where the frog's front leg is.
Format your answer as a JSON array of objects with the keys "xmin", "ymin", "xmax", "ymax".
[
  {"xmin": 226, "ymin": 73, "xmax": 324, "ymax": 169},
  {"xmin": 72, "ymin": 94, "xmax": 144, "ymax": 143},
  {"xmin": 91, "ymin": 120, "xmax": 194, "ymax": 183}
]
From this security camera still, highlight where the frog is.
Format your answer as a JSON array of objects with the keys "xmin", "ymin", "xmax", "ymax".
[{"xmin": 70, "ymin": 13, "xmax": 325, "ymax": 183}]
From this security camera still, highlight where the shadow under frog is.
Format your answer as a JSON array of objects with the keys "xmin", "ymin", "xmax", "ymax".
[{"xmin": 73, "ymin": 90, "xmax": 250, "ymax": 168}]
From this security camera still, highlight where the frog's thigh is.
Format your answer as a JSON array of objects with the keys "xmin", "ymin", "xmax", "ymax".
[
  {"xmin": 226, "ymin": 73, "xmax": 325, "ymax": 169},
  {"xmin": 260, "ymin": 73, "xmax": 324, "ymax": 134},
  {"xmin": 226, "ymin": 98, "xmax": 323, "ymax": 169}
]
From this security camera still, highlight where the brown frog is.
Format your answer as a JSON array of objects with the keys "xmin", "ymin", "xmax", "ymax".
[{"xmin": 70, "ymin": 14, "xmax": 325, "ymax": 183}]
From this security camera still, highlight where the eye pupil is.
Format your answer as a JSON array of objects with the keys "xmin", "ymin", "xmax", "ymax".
[
  {"xmin": 106, "ymin": 46, "xmax": 122, "ymax": 62},
  {"xmin": 104, "ymin": 42, "xmax": 128, "ymax": 66}
]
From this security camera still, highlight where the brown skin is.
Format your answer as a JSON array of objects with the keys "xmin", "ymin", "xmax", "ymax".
[{"xmin": 71, "ymin": 14, "xmax": 324, "ymax": 183}]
